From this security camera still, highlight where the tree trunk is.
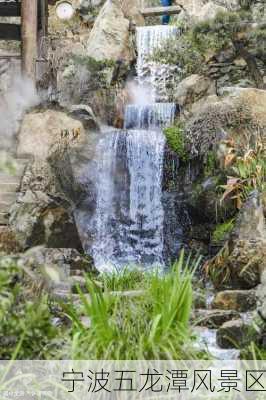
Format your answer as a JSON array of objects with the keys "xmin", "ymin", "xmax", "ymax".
[{"xmin": 233, "ymin": 39, "xmax": 265, "ymax": 89}]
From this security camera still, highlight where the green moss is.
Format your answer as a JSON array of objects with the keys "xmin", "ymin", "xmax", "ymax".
[
  {"xmin": 164, "ymin": 123, "xmax": 188, "ymax": 162},
  {"xmin": 212, "ymin": 218, "xmax": 234, "ymax": 243}
]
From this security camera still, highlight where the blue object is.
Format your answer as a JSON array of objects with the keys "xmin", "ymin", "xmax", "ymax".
[{"xmin": 161, "ymin": 0, "xmax": 172, "ymax": 24}]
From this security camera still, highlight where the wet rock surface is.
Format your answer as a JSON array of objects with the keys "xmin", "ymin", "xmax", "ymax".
[
  {"xmin": 217, "ymin": 319, "xmax": 255, "ymax": 349},
  {"xmin": 194, "ymin": 309, "xmax": 241, "ymax": 329},
  {"xmin": 212, "ymin": 289, "xmax": 257, "ymax": 312},
  {"xmin": 9, "ymin": 190, "xmax": 83, "ymax": 251}
]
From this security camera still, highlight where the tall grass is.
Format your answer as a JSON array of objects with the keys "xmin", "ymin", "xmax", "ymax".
[{"xmin": 66, "ymin": 251, "xmax": 201, "ymax": 360}]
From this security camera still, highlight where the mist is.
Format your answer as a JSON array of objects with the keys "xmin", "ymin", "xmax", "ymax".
[
  {"xmin": 0, "ymin": 74, "xmax": 40, "ymax": 148},
  {"xmin": 126, "ymin": 80, "xmax": 153, "ymax": 105}
]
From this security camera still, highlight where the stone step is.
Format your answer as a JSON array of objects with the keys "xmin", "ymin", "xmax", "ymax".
[
  {"xmin": 0, "ymin": 192, "xmax": 17, "ymax": 203},
  {"xmin": 0, "ymin": 173, "xmax": 21, "ymax": 184},
  {"xmin": 0, "ymin": 212, "xmax": 9, "ymax": 225},
  {"xmin": 216, "ymin": 319, "xmax": 254, "ymax": 349},
  {"xmin": 0, "ymin": 182, "xmax": 20, "ymax": 192},
  {"xmin": 0, "ymin": 202, "xmax": 13, "ymax": 213}
]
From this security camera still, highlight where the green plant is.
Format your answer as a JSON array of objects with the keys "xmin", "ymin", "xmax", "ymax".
[
  {"xmin": 164, "ymin": 122, "xmax": 188, "ymax": 161},
  {"xmin": 98, "ymin": 268, "xmax": 147, "ymax": 291},
  {"xmin": 65, "ymin": 251, "xmax": 201, "ymax": 360},
  {"xmin": 211, "ymin": 219, "xmax": 235, "ymax": 244},
  {"xmin": 0, "ymin": 258, "xmax": 60, "ymax": 359}
]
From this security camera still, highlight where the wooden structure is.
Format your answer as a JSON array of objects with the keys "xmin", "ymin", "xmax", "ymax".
[
  {"xmin": 0, "ymin": 0, "xmax": 49, "ymax": 82},
  {"xmin": 141, "ymin": 5, "xmax": 181, "ymax": 17}
]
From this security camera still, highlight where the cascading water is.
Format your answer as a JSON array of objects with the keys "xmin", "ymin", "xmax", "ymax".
[
  {"xmin": 124, "ymin": 103, "xmax": 176, "ymax": 130},
  {"xmin": 80, "ymin": 25, "xmax": 178, "ymax": 272},
  {"xmin": 88, "ymin": 128, "xmax": 166, "ymax": 271},
  {"xmin": 136, "ymin": 26, "xmax": 180, "ymax": 101}
]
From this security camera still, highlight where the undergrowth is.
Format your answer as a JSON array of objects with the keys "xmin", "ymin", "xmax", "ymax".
[
  {"xmin": 64, "ymin": 251, "xmax": 201, "ymax": 360},
  {"xmin": 0, "ymin": 258, "xmax": 60, "ymax": 359},
  {"xmin": 1, "ymin": 252, "xmax": 203, "ymax": 360}
]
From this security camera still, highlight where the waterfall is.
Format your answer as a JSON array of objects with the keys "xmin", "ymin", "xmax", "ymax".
[
  {"xmin": 136, "ymin": 26, "xmax": 180, "ymax": 101},
  {"xmin": 79, "ymin": 24, "xmax": 179, "ymax": 272},
  {"xmin": 124, "ymin": 103, "xmax": 176, "ymax": 130},
  {"xmin": 89, "ymin": 129, "xmax": 166, "ymax": 272},
  {"xmin": 136, "ymin": 25, "xmax": 179, "ymax": 76}
]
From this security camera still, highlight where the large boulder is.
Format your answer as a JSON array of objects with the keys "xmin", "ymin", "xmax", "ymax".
[
  {"xmin": 17, "ymin": 108, "xmax": 95, "ymax": 202},
  {"xmin": 174, "ymin": 74, "xmax": 216, "ymax": 115},
  {"xmin": 9, "ymin": 190, "xmax": 83, "ymax": 252},
  {"xmin": 86, "ymin": 0, "xmax": 134, "ymax": 63},
  {"xmin": 17, "ymin": 109, "xmax": 88, "ymax": 161}
]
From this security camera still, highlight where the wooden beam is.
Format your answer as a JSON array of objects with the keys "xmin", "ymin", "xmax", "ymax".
[
  {"xmin": 141, "ymin": 6, "xmax": 181, "ymax": 17},
  {"xmin": 21, "ymin": 0, "xmax": 38, "ymax": 82},
  {"xmin": 0, "ymin": 23, "xmax": 21, "ymax": 40},
  {"xmin": 38, "ymin": 0, "xmax": 48, "ymax": 34},
  {"xmin": 0, "ymin": 2, "xmax": 21, "ymax": 17}
]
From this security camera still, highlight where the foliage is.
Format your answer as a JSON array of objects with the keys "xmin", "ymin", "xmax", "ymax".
[
  {"xmin": 65, "ymin": 251, "xmax": 201, "ymax": 360},
  {"xmin": 72, "ymin": 55, "xmax": 115, "ymax": 72},
  {"xmin": 152, "ymin": 5, "xmax": 266, "ymax": 86},
  {"xmin": 164, "ymin": 122, "xmax": 188, "ymax": 161},
  {"xmin": 151, "ymin": 34, "xmax": 205, "ymax": 77},
  {"xmin": 0, "ymin": 258, "xmax": 60, "ymax": 360},
  {"xmin": 211, "ymin": 219, "xmax": 234, "ymax": 244},
  {"xmin": 220, "ymin": 146, "xmax": 266, "ymax": 209},
  {"xmin": 98, "ymin": 268, "xmax": 147, "ymax": 291}
]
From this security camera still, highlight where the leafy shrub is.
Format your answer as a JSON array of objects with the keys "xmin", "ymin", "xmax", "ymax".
[{"xmin": 164, "ymin": 123, "xmax": 188, "ymax": 161}]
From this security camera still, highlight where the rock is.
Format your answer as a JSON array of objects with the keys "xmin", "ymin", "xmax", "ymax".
[
  {"xmin": 17, "ymin": 109, "xmax": 87, "ymax": 161},
  {"xmin": 17, "ymin": 246, "xmax": 95, "ymax": 298},
  {"xmin": 185, "ymin": 88, "xmax": 266, "ymax": 158},
  {"xmin": 176, "ymin": 0, "xmax": 230, "ymax": 24},
  {"xmin": 18, "ymin": 246, "xmax": 93, "ymax": 274},
  {"xmin": 86, "ymin": 0, "xmax": 134, "ymax": 63},
  {"xmin": 212, "ymin": 289, "xmax": 257, "ymax": 312},
  {"xmin": 174, "ymin": 75, "xmax": 216, "ymax": 113},
  {"xmin": 205, "ymin": 191, "xmax": 266, "ymax": 289},
  {"xmin": 217, "ymin": 319, "xmax": 254, "ymax": 349},
  {"xmin": 9, "ymin": 190, "xmax": 83, "ymax": 251},
  {"xmin": 119, "ymin": 0, "xmax": 145, "ymax": 26},
  {"xmin": 69, "ymin": 104, "xmax": 100, "ymax": 131},
  {"xmin": 194, "ymin": 309, "xmax": 240, "ymax": 328},
  {"xmin": 196, "ymin": 2, "xmax": 227, "ymax": 23},
  {"xmin": 57, "ymin": 55, "xmax": 126, "ymax": 124}
]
